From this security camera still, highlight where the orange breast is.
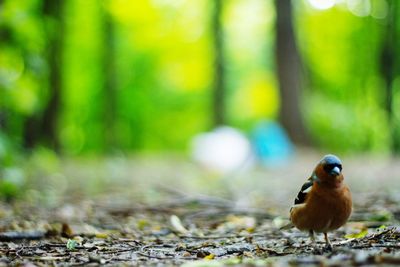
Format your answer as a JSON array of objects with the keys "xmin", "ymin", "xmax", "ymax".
[{"xmin": 290, "ymin": 185, "xmax": 352, "ymax": 233}]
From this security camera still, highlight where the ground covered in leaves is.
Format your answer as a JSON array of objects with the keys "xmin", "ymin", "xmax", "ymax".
[{"xmin": 1, "ymin": 152, "xmax": 400, "ymax": 266}]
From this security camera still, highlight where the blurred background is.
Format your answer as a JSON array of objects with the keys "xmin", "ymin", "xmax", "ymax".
[{"xmin": 1, "ymin": 0, "xmax": 400, "ymax": 209}]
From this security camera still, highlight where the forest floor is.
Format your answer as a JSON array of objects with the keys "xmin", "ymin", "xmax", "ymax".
[{"xmin": 1, "ymin": 150, "xmax": 400, "ymax": 266}]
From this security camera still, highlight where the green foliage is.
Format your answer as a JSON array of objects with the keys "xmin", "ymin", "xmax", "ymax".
[
  {"xmin": 0, "ymin": 0, "xmax": 46, "ymax": 145},
  {"xmin": 0, "ymin": 133, "xmax": 25, "ymax": 200},
  {"xmin": 297, "ymin": 1, "xmax": 392, "ymax": 153},
  {"xmin": 0, "ymin": 0, "xmax": 398, "ymax": 155},
  {"xmin": 0, "ymin": 169, "xmax": 24, "ymax": 200}
]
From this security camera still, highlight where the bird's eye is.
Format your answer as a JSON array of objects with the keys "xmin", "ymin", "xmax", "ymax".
[
  {"xmin": 324, "ymin": 164, "xmax": 332, "ymax": 172},
  {"xmin": 324, "ymin": 163, "xmax": 339, "ymax": 172},
  {"xmin": 323, "ymin": 163, "xmax": 342, "ymax": 173}
]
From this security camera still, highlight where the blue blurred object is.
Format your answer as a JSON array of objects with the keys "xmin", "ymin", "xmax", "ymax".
[{"xmin": 251, "ymin": 120, "xmax": 294, "ymax": 166}]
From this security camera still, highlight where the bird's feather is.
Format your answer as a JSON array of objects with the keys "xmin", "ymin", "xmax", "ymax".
[{"xmin": 294, "ymin": 179, "xmax": 313, "ymax": 205}]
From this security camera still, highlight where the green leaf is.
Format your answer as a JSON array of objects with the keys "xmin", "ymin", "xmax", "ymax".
[
  {"xmin": 345, "ymin": 229, "xmax": 368, "ymax": 239},
  {"xmin": 66, "ymin": 239, "xmax": 78, "ymax": 250}
]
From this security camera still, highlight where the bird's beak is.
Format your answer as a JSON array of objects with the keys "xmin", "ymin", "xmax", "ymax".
[{"xmin": 330, "ymin": 166, "xmax": 340, "ymax": 176}]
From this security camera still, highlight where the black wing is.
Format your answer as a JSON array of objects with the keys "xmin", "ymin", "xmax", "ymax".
[{"xmin": 294, "ymin": 179, "xmax": 313, "ymax": 205}]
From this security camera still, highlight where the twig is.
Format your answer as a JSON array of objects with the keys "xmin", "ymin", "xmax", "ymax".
[
  {"xmin": 136, "ymin": 251, "xmax": 174, "ymax": 260},
  {"xmin": 367, "ymin": 227, "xmax": 395, "ymax": 240},
  {"xmin": 99, "ymin": 247, "xmax": 137, "ymax": 255},
  {"xmin": 138, "ymin": 244, "xmax": 197, "ymax": 260},
  {"xmin": 371, "ymin": 243, "xmax": 400, "ymax": 249},
  {"xmin": 0, "ymin": 231, "xmax": 45, "ymax": 241}
]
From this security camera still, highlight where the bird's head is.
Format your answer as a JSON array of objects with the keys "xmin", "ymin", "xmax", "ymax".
[{"xmin": 312, "ymin": 154, "xmax": 343, "ymax": 186}]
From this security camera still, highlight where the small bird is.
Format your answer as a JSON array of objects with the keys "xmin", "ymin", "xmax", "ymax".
[{"xmin": 290, "ymin": 154, "xmax": 352, "ymax": 250}]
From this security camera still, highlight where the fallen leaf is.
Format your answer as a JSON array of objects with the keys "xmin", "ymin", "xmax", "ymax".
[
  {"xmin": 137, "ymin": 219, "xmax": 149, "ymax": 230},
  {"xmin": 95, "ymin": 232, "xmax": 109, "ymax": 239},
  {"xmin": 170, "ymin": 215, "xmax": 188, "ymax": 234},
  {"xmin": 345, "ymin": 229, "xmax": 368, "ymax": 239},
  {"xmin": 204, "ymin": 253, "xmax": 215, "ymax": 260},
  {"xmin": 62, "ymin": 223, "xmax": 73, "ymax": 237}
]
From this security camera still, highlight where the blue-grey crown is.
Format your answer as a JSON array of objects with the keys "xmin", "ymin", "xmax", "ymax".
[{"xmin": 321, "ymin": 154, "xmax": 342, "ymax": 166}]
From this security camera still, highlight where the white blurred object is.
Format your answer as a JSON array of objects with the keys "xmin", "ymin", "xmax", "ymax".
[{"xmin": 191, "ymin": 126, "xmax": 254, "ymax": 174}]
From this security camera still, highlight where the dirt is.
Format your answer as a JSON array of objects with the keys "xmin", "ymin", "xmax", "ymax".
[{"xmin": 1, "ymin": 152, "xmax": 400, "ymax": 266}]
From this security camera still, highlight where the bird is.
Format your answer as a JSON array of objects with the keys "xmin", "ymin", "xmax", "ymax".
[{"xmin": 290, "ymin": 154, "xmax": 352, "ymax": 250}]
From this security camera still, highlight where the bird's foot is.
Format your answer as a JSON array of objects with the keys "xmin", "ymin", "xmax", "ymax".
[
  {"xmin": 323, "ymin": 233, "xmax": 333, "ymax": 252},
  {"xmin": 311, "ymin": 246, "xmax": 323, "ymax": 255},
  {"xmin": 309, "ymin": 244, "xmax": 332, "ymax": 254},
  {"xmin": 324, "ymin": 243, "xmax": 333, "ymax": 252}
]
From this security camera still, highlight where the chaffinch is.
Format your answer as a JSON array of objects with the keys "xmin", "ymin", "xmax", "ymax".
[{"xmin": 290, "ymin": 154, "xmax": 352, "ymax": 250}]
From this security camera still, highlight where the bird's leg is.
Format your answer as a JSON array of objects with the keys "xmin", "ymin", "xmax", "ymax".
[
  {"xmin": 309, "ymin": 230, "xmax": 315, "ymax": 244},
  {"xmin": 324, "ymin": 232, "xmax": 333, "ymax": 251},
  {"xmin": 309, "ymin": 230, "xmax": 322, "ymax": 253}
]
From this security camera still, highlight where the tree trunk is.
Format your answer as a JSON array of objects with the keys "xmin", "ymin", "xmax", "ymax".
[
  {"xmin": 211, "ymin": 0, "xmax": 226, "ymax": 127},
  {"xmin": 40, "ymin": 0, "xmax": 63, "ymax": 151},
  {"xmin": 23, "ymin": 0, "xmax": 63, "ymax": 150},
  {"xmin": 102, "ymin": 8, "xmax": 117, "ymax": 151},
  {"xmin": 275, "ymin": 0, "xmax": 309, "ymax": 145},
  {"xmin": 381, "ymin": 0, "xmax": 400, "ymax": 154},
  {"xmin": 0, "ymin": 7, "xmax": 11, "ymax": 140}
]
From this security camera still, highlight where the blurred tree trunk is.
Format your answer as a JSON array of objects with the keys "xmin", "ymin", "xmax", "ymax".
[
  {"xmin": 23, "ymin": 0, "xmax": 64, "ymax": 150},
  {"xmin": 41, "ymin": 0, "xmax": 63, "ymax": 150},
  {"xmin": 0, "ymin": 9, "xmax": 10, "ymax": 136},
  {"xmin": 23, "ymin": 116, "xmax": 40, "ymax": 149},
  {"xmin": 102, "ymin": 8, "xmax": 117, "ymax": 151},
  {"xmin": 274, "ymin": 0, "xmax": 309, "ymax": 145},
  {"xmin": 211, "ymin": 0, "xmax": 226, "ymax": 127},
  {"xmin": 381, "ymin": 0, "xmax": 400, "ymax": 154}
]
